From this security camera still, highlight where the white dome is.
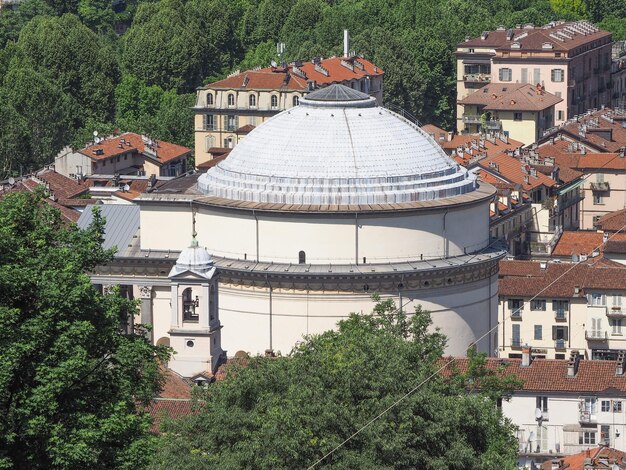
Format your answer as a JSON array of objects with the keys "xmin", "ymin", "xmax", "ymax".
[
  {"xmin": 198, "ymin": 84, "xmax": 476, "ymax": 206},
  {"xmin": 171, "ymin": 239, "xmax": 214, "ymax": 274}
]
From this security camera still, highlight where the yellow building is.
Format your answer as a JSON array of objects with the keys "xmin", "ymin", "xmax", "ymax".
[
  {"xmin": 458, "ymin": 83, "xmax": 562, "ymax": 146},
  {"xmin": 193, "ymin": 56, "xmax": 384, "ymax": 167}
]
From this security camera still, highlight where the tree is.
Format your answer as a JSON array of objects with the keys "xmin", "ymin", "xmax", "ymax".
[
  {"xmin": 549, "ymin": 0, "xmax": 588, "ymax": 19},
  {"xmin": 0, "ymin": 192, "xmax": 170, "ymax": 469},
  {"xmin": 149, "ymin": 298, "xmax": 519, "ymax": 469}
]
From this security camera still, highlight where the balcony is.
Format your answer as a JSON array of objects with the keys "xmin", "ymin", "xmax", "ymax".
[
  {"xmin": 511, "ymin": 309, "xmax": 523, "ymax": 320},
  {"xmin": 555, "ymin": 339, "xmax": 566, "ymax": 350},
  {"xmin": 463, "ymin": 73, "xmax": 491, "ymax": 83},
  {"xmin": 590, "ymin": 181, "xmax": 610, "ymax": 191},
  {"xmin": 607, "ymin": 306, "xmax": 626, "ymax": 318},
  {"xmin": 579, "ymin": 410, "xmax": 597, "ymax": 424},
  {"xmin": 462, "ymin": 114, "xmax": 482, "ymax": 124},
  {"xmin": 511, "ymin": 339, "xmax": 522, "ymax": 348},
  {"xmin": 585, "ymin": 330, "xmax": 608, "ymax": 341},
  {"xmin": 555, "ymin": 310, "xmax": 567, "ymax": 321}
]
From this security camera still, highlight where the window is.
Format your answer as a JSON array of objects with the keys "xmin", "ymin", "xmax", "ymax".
[
  {"xmin": 601, "ymin": 425, "xmax": 610, "ymax": 445},
  {"xmin": 499, "ymin": 68, "xmax": 512, "ymax": 81},
  {"xmin": 580, "ymin": 431, "xmax": 596, "ymax": 445},
  {"xmin": 293, "ymin": 95, "xmax": 299, "ymax": 106},
  {"xmin": 593, "ymin": 193, "xmax": 604, "ymax": 205},
  {"xmin": 203, "ymin": 114, "xmax": 215, "ymax": 131},
  {"xmin": 602, "ymin": 400, "xmax": 611, "ymax": 412},
  {"xmin": 298, "ymin": 250, "xmax": 306, "ymax": 264},
  {"xmin": 551, "ymin": 69, "xmax": 565, "ymax": 82},
  {"xmin": 512, "ymin": 324, "xmax": 521, "ymax": 347},
  {"xmin": 514, "ymin": 112, "xmax": 523, "ymax": 121},
  {"xmin": 533, "ymin": 68, "xmax": 540, "ymax": 85},
  {"xmin": 204, "ymin": 136, "xmax": 215, "ymax": 152},
  {"xmin": 552, "ymin": 325, "xmax": 568, "ymax": 341},
  {"xmin": 227, "ymin": 93, "xmax": 235, "ymax": 107},
  {"xmin": 226, "ymin": 114, "xmax": 237, "ymax": 131},
  {"xmin": 536, "ymin": 425, "xmax": 548, "ymax": 452},
  {"xmin": 509, "ymin": 299, "xmax": 523, "ymax": 317},
  {"xmin": 614, "ymin": 401, "xmax": 623, "ymax": 412},
  {"xmin": 271, "ymin": 95, "xmax": 278, "ymax": 109},
  {"xmin": 531, "ymin": 300, "xmax": 546, "ymax": 311},
  {"xmin": 206, "ymin": 93, "xmax": 213, "ymax": 106},
  {"xmin": 521, "ymin": 68, "xmax": 528, "ymax": 84},
  {"xmin": 223, "ymin": 137, "xmax": 233, "ymax": 148},
  {"xmin": 182, "ymin": 288, "xmax": 198, "ymax": 322},
  {"xmin": 611, "ymin": 318, "xmax": 623, "ymax": 335},
  {"xmin": 589, "ymin": 293, "xmax": 607, "ymax": 306},
  {"xmin": 613, "ymin": 295, "xmax": 623, "ymax": 308},
  {"xmin": 557, "ymin": 110, "xmax": 564, "ymax": 121},
  {"xmin": 249, "ymin": 94, "xmax": 256, "ymax": 108},
  {"xmin": 536, "ymin": 396, "xmax": 548, "ymax": 412},
  {"xmin": 553, "ymin": 300, "xmax": 568, "ymax": 319},
  {"xmin": 534, "ymin": 325, "xmax": 543, "ymax": 340}
]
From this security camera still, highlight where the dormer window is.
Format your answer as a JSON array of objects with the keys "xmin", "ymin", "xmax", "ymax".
[
  {"xmin": 271, "ymin": 95, "xmax": 278, "ymax": 109},
  {"xmin": 182, "ymin": 287, "xmax": 199, "ymax": 322},
  {"xmin": 206, "ymin": 93, "xmax": 213, "ymax": 106},
  {"xmin": 249, "ymin": 94, "xmax": 256, "ymax": 108}
]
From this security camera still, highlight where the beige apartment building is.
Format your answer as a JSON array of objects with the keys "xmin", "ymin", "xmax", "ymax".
[
  {"xmin": 498, "ymin": 260, "xmax": 626, "ymax": 361},
  {"xmin": 457, "ymin": 21, "xmax": 613, "ymax": 132},
  {"xmin": 458, "ymin": 83, "xmax": 561, "ymax": 145},
  {"xmin": 193, "ymin": 56, "xmax": 384, "ymax": 167}
]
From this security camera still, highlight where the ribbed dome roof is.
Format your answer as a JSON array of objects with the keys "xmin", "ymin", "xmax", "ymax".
[
  {"xmin": 169, "ymin": 239, "xmax": 215, "ymax": 279},
  {"xmin": 198, "ymin": 84, "xmax": 476, "ymax": 206}
]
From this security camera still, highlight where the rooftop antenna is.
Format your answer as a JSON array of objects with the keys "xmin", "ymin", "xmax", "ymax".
[
  {"xmin": 191, "ymin": 203, "xmax": 197, "ymax": 240},
  {"xmin": 277, "ymin": 42, "xmax": 285, "ymax": 63},
  {"xmin": 343, "ymin": 29, "xmax": 350, "ymax": 57}
]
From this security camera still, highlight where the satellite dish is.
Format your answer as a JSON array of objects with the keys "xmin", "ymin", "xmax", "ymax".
[
  {"xmin": 123, "ymin": 184, "xmax": 130, "ymax": 192},
  {"xmin": 528, "ymin": 431, "xmax": 536, "ymax": 443},
  {"xmin": 535, "ymin": 408, "xmax": 543, "ymax": 420},
  {"xmin": 94, "ymin": 137, "xmax": 101, "ymax": 144},
  {"xmin": 8, "ymin": 177, "xmax": 15, "ymax": 185},
  {"xmin": 270, "ymin": 59, "xmax": 277, "ymax": 68},
  {"xmin": 93, "ymin": 130, "xmax": 98, "ymax": 137}
]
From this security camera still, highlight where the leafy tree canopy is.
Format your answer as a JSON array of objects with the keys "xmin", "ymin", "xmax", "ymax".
[
  {"xmin": 0, "ymin": 192, "xmax": 170, "ymax": 469},
  {"xmin": 149, "ymin": 298, "xmax": 519, "ymax": 469}
]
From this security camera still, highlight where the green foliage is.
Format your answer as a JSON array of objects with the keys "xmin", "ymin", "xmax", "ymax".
[
  {"xmin": 598, "ymin": 15, "xmax": 626, "ymax": 41},
  {"xmin": 549, "ymin": 0, "xmax": 588, "ymax": 19},
  {"xmin": 149, "ymin": 299, "xmax": 518, "ymax": 469},
  {"xmin": 0, "ymin": 192, "xmax": 170, "ymax": 469}
]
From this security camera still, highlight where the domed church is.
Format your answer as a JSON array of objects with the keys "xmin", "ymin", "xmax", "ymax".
[{"xmin": 89, "ymin": 84, "xmax": 504, "ymax": 377}]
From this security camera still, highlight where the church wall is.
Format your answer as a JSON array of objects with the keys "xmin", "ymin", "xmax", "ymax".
[{"xmin": 140, "ymin": 204, "xmax": 193, "ymax": 250}]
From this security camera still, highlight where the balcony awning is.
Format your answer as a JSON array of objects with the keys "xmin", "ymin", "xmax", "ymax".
[
  {"xmin": 463, "ymin": 59, "xmax": 491, "ymax": 65},
  {"xmin": 563, "ymin": 424, "xmax": 584, "ymax": 432},
  {"xmin": 557, "ymin": 178, "xmax": 584, "ymax": 195}
]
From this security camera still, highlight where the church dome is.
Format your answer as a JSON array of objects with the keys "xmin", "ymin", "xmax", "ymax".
[
  {"xmin": 197, "ymin": 84, "xmax": 476, "ymax": 206},
  {"xmin": 172, "ymin": 239, "xmax": 213, "ymax": 274}
]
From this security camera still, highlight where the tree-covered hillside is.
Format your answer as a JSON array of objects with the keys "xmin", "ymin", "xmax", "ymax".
[{"xmin": 0, "ymin": 0, "xmax": 623, "ymax": 177}]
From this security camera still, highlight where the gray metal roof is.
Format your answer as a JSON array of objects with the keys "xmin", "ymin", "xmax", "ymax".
[
  {"xmin": 198, "ymin": 89, "xmax": 476, "ymax": 206},
  {"xmin": 304, "ymin": 83, "xmax": 371, "ymax": 102},
  {"xmin": 77, "ymin": 204, "xmax": 140, "ymax": 255}
]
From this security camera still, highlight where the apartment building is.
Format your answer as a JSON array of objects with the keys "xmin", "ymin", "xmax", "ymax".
[
  {"xmin": 498, "ymin": 259, "xmax": 626, "ymax": 360},
  {"xmin": 613, "ymin": 41, "xmax": 626, "ymax": 109},
  {"xmin": 193, "ymin": 55, "xmax": 384, "ymax": 167},
  {"xmin": 457, "ymin": 21, "xmax": 613, "ymax": 132},
  {"xmin": 458, "ymin": 83, "xmax": 561, "ymax": 145}
]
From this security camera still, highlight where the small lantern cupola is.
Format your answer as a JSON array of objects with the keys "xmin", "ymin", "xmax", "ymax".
[{"xmin": 167, "ymin": 238, "xmax": 223, "ymax": 377}]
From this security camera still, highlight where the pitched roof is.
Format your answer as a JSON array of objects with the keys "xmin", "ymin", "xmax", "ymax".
[
  {"xmin": 595, "ymin": 209, "xmax": 626, "ymax": 232},
  {"xmin": 478, "ymin": 153, "xmax": 556, "ymax": 191},
  {"xmin": 460, "ymin": 21, "xmax": 611, "ymax": 53},
  {"xmin": 499, "ymin": 259, "xmax": 626, "ymax": 298},
  {"xmin": 79, "ymin": 132, "xmax": 191, "ymax": 165},
  {"xmin": 459, "ymin": 83, "xmax": 562, "ymax": 111},
  {"xmin": 446, "ymin": 357, "xmax": 626, "ymax": 393},
  {"xmin": 206, "ymin": 56, "xmax": 383, "ymax": 91},
  {"xmin": 551, "ymin": 230, "xmax": 625, "ymax": 257},
  {"xmin": 36, "ymin": 169, "xmax": 89, "ymax": 199},
  {"xmin": 421, "ymin": 124, "xmax": 449, "ymax": 143},
  {"xmin": 541, "ymin": 446, "xmax": 626, "ymax": 470},
  {"xmin": 77, "ymin": 204, "xmax": 140, "ymax": 253}
]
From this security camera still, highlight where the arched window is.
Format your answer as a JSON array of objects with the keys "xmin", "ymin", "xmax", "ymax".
[
  {"xmin": 206, "ymin": 93, "xmax": 213, "ymax": 106},
  {"xmin": 298, "ymin": 250, "xmax": 306, "ymax": 264},
  {"xmin": 249, "ymin": 94, "xmax": 256, "ymax": 108},
  {"xmin": 227, "ymin": 93, "xmax": 235, "ymax": 107},
  {"xmin": 293, "ymin": 95, "xmax": 299, "ymax": 106},
  {"xmin": 182, "ymin": 288, "xmax": 198, "ymax": 322},
  {"xmin": 204, "ymin": 136, "xmax": 215, "ymax": 152},
  {"xmin": 271, "ymin": 95, "xmax": 278, "ymax": 109}
]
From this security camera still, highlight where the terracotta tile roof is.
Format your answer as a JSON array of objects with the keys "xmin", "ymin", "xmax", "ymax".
[
  {"xmin": 478, "ymin": 153, "xmax": 556, "ymax": 190},
  {"xmin": 160, "ymin": 368, "xmax": 192, "ymax": 399},
  {"xmin": 79, "ymin": 132, "xmax": 191, "ymax": 165},
  {"xmin": 235, "ymin": 124, "xmax": 255, "ymax": 134},
  {"xmin": 552, "ymin": 230, "xmax": 604, "ymax": 257},
  {"xmin": 541, "ymin": 446, "xmax": 626, "ymax": 470},
  {"xmin": 460, "ymin": 21, "xmax": 611, "ymax": 53},
  {"xmin": 459, "ymin": 83, "xmax": 561, "ymax": 111},
  {"xmin": 543, "ymin": 110, "xmax": 626, "ymax": 153},
  {"xmin": 36, "ymin": 169, "xmax": 89, "ymax": 199},
  {"xmin": 197, "ymin": 153, "xmax": 229, "ymax": 171},
  {"xmin": 605, "ymin": 240, "xmax": 626, "ymax": 254},
  {"xmin": 206, "ymin": 57, "xmax": 383, "ymax": 91},
  {"xmin": 595, "ymin": 209, "xmax": 626, "ymax": 232},
  {"xmin": 421, "ymin": 124, "xmax": 449, "ymax": 142},
  {"xmin": 499, "ymin": 259, "xmax": 626, "ymax": 298},
  {"xmin": 445, "ymin": 357, "xmax": 626, "ymax": 393},
  {"xmin": 145, "ymin": 399, "xmax": 197, "ymax": 433},
  {"xmin": 57, "ymin": 198, "xmax": 99, "ymax": 207}
]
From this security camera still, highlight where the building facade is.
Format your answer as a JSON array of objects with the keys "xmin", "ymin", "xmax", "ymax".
[
  {"xmin": 193, "ymin": 56, "xmax": 384, "ymax": 167},
  {"xmin": 457, "ymin": 21, "xmax": 613, "ymax": 132}
]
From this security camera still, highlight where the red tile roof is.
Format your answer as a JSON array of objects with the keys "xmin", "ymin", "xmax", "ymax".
[
  {"xmin": 479, "ymin": 153, "xmax": 556, "ymax": 191},
  {"xmin": 499, "ymin": 259, "xmax": 626, "ymax": 298},
  {"xmin": 145, "ymin": 399, "xmax": 197, "ymax": 433},
  {"xmin": 542, "ymin": 446, "xmax": 626, "ymax": 470},
  {"xmin": 459, "ymin": 83, "xmax": 561, "ymax": 111},
  {"xmin": 595, "ymin": 209, "xmax": 626, "ymax": 232},
  {"xmin": 207, "ymin": 56, "xmax": 383, "ymax": 91},
  {"xmin": 36, "ymin": 169, "xmax": 89, "ymax": 199},
  {"xmin": 79, "ymin": 133, "xmax": 191, "ymax": 165},
  {"xmin": 460, "ymin": 21, "xmax": 611, "ymax": 53},
  {"xmin": 446, "ymin": 356, "xmax": 626, "ymax": 393},
  {"xmin": 551, "ymin": 230, "xmax": 625, "ymax": 257},
  {"xmin": 421, "ymin": 124, "xmax": 449, "ymax": 142}
]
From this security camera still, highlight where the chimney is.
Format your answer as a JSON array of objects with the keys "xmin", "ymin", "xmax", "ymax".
[
  {"xmin": 616, "ymin": 351, "xmax": 626, "ymax": 376},
  {"xmin": 343, "ymin": 29, "xmax": 349, "ymax": 58},
  {"xmin": 522, "ymin": 344, "xmax": 532, "ymax": 367},
  {"xmin": 567, "ymin": 350, "xmax": 580, "ymax": 377}
]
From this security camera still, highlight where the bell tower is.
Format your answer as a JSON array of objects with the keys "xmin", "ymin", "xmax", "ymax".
[{"xmin": 167, "ymin": 239, "xmax": 223, "ymax": 377}]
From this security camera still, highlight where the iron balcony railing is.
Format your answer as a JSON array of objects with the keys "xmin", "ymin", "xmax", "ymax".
[{"xmin": 585, "ymin": 330, "xmax": 608, "ymax": 341}]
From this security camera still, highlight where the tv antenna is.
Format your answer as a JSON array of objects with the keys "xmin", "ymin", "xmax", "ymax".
[{"xmin": 277, "ymin": 42, "xmax": 285, "ymax": 63}]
